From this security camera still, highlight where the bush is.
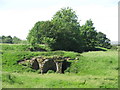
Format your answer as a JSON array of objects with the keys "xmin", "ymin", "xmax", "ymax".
[{"xmin": 47, "ymin": 70, "xmax": 55, "ymax": 74}]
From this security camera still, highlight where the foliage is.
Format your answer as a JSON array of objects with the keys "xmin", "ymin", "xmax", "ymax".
[
  {"xmin": 27, "ymin": 21, "xmax": 53, "ymax": 44},
  {"xmin": 47, "ymin": 70, "xmax": 55, "ymax": 74},
  {"xmin": 96, "ymin": 32, "xmax": 112, "ymax": 49},
  {"xmin": 12, "ymin": 36, "xmax": 22, "ymax": 44},
  {"xmin": 27, "ymin": 21, "xmax": 54, "ymax": 51},
  {"xmin": 0, "ymin": 35, "xmax": 27, "ymax": 44},
  {"xmin": 27, "ymin": 7, "xmax": 84, "ymax": 52},
  {"xmin": 80, "ymin": 19, "xmax": 98, "ymax": 50},
  {"xmin": 1, "ymin": 35, "xmax": 13, "ymax": 43},
  {"xmin": 49, "ymin": 7, "xmax": 83, "ymax": 52},
  {"xmin": 27, "ymin": 7, "xmax": 111, "ymax": 52}
]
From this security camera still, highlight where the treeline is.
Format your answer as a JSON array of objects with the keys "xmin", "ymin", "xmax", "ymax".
[
  {"xmin": 26, "ymin": 7, "xmax": 111, "ymax": 52},
  {"xmin": 0, "ymin": 35, "xmax": 27, "ymax": 44}
]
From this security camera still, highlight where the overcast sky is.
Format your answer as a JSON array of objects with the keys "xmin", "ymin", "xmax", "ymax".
[{"xmin": 0, "ymin": 0, "xmax": 119, "ymax": 41}]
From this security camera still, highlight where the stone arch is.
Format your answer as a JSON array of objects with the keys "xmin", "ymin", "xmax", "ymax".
[{"xmin": 42, "ymin": 60, "xmax": 56, "ymax": 73}]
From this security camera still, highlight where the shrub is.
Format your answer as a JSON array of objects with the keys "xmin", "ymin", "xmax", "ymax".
[{"xmin": 47, "ymin": 70, "xmax": 55, "ymax": 74}]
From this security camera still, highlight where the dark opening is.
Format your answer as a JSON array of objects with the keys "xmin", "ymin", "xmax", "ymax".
[
  {"xmin": 62, "ymin": 61, "xmax": 71, "ymax": 73},
  {"xmin": 42, "ymin": 60, "xmax": 56, "ymax": 73},
  {"xmin": 32, "ymin": 59, "xmax": 39, "ymax": 70}
]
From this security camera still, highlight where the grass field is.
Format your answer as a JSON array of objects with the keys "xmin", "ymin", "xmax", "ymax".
[{"xmin": 1, "ymin": 44, "xmax": 119, "ymax": 88}]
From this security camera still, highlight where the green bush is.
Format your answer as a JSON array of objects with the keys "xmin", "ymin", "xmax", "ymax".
[{"xmin": 47, "ymin": 70, "xmax": 55, "ymax": 74}]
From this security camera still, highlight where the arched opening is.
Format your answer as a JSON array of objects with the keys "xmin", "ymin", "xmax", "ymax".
[
  {"xmin": 31, "ymin": 59, "xmax": 39, "ymax": 70},
  {"xmin": 62, "ymin": 60, "xmax": 71, "ymax": 73},
  {"xmin": 42, "ymin": 60, "xmax": 56, "ymax": 73}
]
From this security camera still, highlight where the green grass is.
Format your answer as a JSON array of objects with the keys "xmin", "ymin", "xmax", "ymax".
[
  {"xmin": 67, "ymin": 51, "xmax": 118, "ymax": 76},
  {"xmin": 1, "ymin": 44, "xmax": 80, "ymax": 73},
  {"xmin": 1, "ymin": 44, "xmax": 118, "ymax": 88},
  {"xmin": 1, "ymin": 44, "xmax": 30, "ymax": 51},
  {"xmin": 2, "ymin": 72, "xmax": 118, "ymax": 88}
]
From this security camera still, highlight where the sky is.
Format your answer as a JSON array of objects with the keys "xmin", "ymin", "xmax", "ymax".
[{"xmin": 0, "ymin": 0, "xmax": 119, "ymax": 41}]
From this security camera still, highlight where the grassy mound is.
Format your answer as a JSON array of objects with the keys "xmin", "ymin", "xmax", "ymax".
[
  {"xmin": 1, "ymin": 44, "xmax": 118, "ymax": 88},
  {"xmin": 65, "ymin": 51, "xmax": 118, "ymax": 76},
  {"xmin": 1, "ymin": 44, "xmax": 80, "ymax": 73}
]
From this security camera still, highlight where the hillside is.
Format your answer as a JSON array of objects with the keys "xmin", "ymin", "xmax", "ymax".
[{"xmin": 1, "ymin": 44, "xmax": 118, "ymax": 88}]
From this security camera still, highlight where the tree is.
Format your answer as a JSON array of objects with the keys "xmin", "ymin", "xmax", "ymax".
[
  {"xmin": 27, "ymin": 21, "xmax": 53, "ymax": 44},
  {"xmin": 27, "ymin": 20, "xmax": 53, "ymax": 50},
  {"xmin": 49, "ymin": 7, "xmax": 83, "ymax": 52},
  {"xmin": 27, "ymin": 21, "xmax": 42, "ymax": 45},
  {"xmin": 96, "ymin": 32, "xmax": 112, "ymax": 49},
  {"xmin": 27, "ymin": 7, "xmax": 84, "ymax": 52},
  {"xmin": 12, "ymin": 36, "xmax": 21, "ymax": 44},
  {"xmin": 80, "ymin": 19, "xmax": 98, "ymax": 50},
  {"xmin": 27, "ymin": 7, "xmax": 111, "ymax": 52},
  {"xmin": 3, "ymin": 36, "xmax": 13, "ymax": 43},
  {"xmin": 1, "ymin": 35, "xmax": 6, "ymax": 43}
]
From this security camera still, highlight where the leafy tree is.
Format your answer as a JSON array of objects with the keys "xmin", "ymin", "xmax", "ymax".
[
  {"xmin": 27, "ymin": 7, "xmax": 84, "ymax": 52},
  {"xmin": 27, "ymin": 7, "xmax": 111, "ymax": 52},
  {"xmin": 80, "ymin": 19, "xmax": 98, "ymax": 50},
  {"xmin": 3, "ymin": 36, "xmax": 13, "ymax": 43},
  {"xmin": 1, "ymin": 35, "xmax": 23, "ymax": 44},
  {"xmin": 27, "ymin": 22, "xmax": 41, "ymax": 45},
  {"xmin": 49, "ymin": 7, "xmax": 83, "ymax": 52},
  {"xmin": 12, "ymin": 36, "xmax": 21, "ymax": 44},
  {"xmin": 27, "ymin": 21, "xmax": 53, "ymax": 44},
  {"xmin": 96, "ymin": 32, "xmax": 112, "ymax": 49},
  {"xmin": 1, "ymin": 35, "xmax": 5, "ymax": 43},
  {"xmin": 27, "ymin": 21, "xmax": 53, "ymax": 50}
]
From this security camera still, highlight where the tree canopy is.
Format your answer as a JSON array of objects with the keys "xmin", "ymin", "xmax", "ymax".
[
  {"xmin": 27, "ymin": 7, "xmax": 111, "ymax": 52},
  {"xmin": 96, "ymin": 32, "xmax": 111, "ymax": 49},
  {"xmin": 0, "ymin": 35, "xmax": 23, "ymax": 44},
  {"xmin": 80, "ymin": 19, "xmax": 98, "ymax": 50}
]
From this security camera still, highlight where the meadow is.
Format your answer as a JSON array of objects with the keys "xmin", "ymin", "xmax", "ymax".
[{"xmin": 1, "ymin": 44, "xmax": 119, "ymax": 88}]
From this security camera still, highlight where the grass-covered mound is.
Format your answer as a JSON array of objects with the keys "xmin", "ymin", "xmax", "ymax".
[
  {"xmin": 65, "ymin": 51, "xmax": 118, "ymax": 76},
  {"xmin": 1, "ymin": 44, "xmax": 118, "ymax": 88},
  {"xmin": 1, "ymin": 44, "xmax": 80, "ymax": 73}
]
